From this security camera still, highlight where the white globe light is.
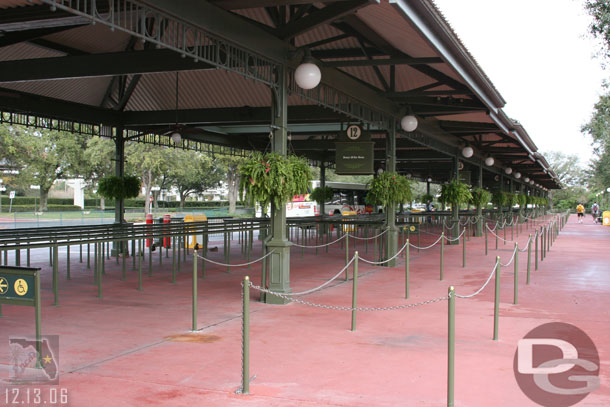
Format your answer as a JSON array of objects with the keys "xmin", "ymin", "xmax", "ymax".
[
  {"xmin": 427, "ymin": 177, "xmax": 432, "ymax": 183},
  {"xmin": 607, "ymin": 187, "xmax": 610, "ymax": 192},
  {"xmin": 529, "ymin": 180, "xmax": 534, "ymax": 185},
  {"xmin": 504, "ymin": 167, "xmax": 513, "ymax": 175},
  {"xmin": 295, "ymin": 62, "xmax": 321, "ymax": 90},
  {"xmin": 461, "ymin": 146, "xmax": 474, "ymax": 158},
  {"xmin": 514, "ymin": 172, "xmax": 521, "ymax": 179},
  {"xmin": 484, "ymin": 156, "xmax": 494, "ymax": 166},
  {"xmin": 171, "ymin": 132, "xmax": 182, "ymax": 144},
  {"xmin": 377, "ymin": 167, "xmax": 384, "ymax": 175},
  {"xmin": 400, "ymin": 115, "xmax": 418, "ymax": 132},
  {"xmin": 523, "ymin": 177, "xmax": 530, "ymax": 183}
]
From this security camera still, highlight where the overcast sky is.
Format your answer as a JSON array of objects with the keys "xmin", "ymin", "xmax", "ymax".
[{"xmin": 433, "ymin": 0, "xmax": 607, "ymax": 165}]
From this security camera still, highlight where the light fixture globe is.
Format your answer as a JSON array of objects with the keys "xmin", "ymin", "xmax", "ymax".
[
  {"xmin": 295, "ymin": 62, "xmax": 321, "ymax": 90},
  {"xmin": 514, "ymin": 172, "xmax": 521, "ymax": 179},
  {"xmin": 529, "ymin": 180, "xmax": 534, "ymax": 185},
  {"xmin": 461, "ymin": 146, "xmax": 474, "ymax": 158},
  {"xmin": 504, "ymin": 167, "xmax": 513, "ymax": 175},
  {"xmin": 427, "ymin": 177, "xmax": 432, "ymax": 183},
  {"xmin": 171, "ymin": 131, "xmax": 182, "ymax": 144},
  {"xmin": 484, "ymin": 156, "xmax": 494, "ymax": 166},
  {"xmin": 523, "ymin": 177, "xmax": 529, "ymax": 183},
  {"xmin": 400, "ymin": 115, "xmax": 418, "ymax": 132}
]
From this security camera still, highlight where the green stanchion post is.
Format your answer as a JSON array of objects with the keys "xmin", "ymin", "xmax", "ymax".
[
  {"xmin": 148, "ymin": 242, "xmax": 153, "ymax": 277},
  {"xmin": 526, "ymin": 234, "xmax": 532, "ymax": 285},
  {"xmin": 66, "ymin": 245, "xmax": 70, "ymax": 280},
  {"xmin": 172, "ymin": 236, "xmax": 176, "ymax": 283},
  {"xmin": 535, "ymin": 230, "xmax": 539, "ymax": 271},
  {"xmin": 192, "ymin": 249, "xmax": 197, "ymax": 331},
  {"xmin": 440, "ymin": 232, "xmax": 444, "ymax": 281},
  {"xmin": 351, "ymin": 251, "xmax": 358, "ymax": 331},
  {"xmin": 448, "ymin": 286, "xmax": 455, "ymax": 407},
  {"xmin": 462, "ymin": 227, "xmax": 466, "ymax": 268},
  {"xmin": 138, "ymin": 239, "xmax": 143, "ymax": 291},
  {"xmin": 122, "ymin": 248, "xmax": 127, "ymax": 281},
  {"xmin": 97, "ymin": 243, "xmax": 102, "ymax": 298},
  {"xmin": 485, "ymin": 222, "xmax": 488, "ymax": 255},
  {"xmin": 493, "ymin": 256, "xmax": 500, "ymax": 340},
  {"xmin": 405, "ymin": 239, "xmax": 410, "ymax": 299},
  {"xmin": 53, "ymin": 244, "xmax": 58, "ymax": 306},
  {"xmin": 495, "ymin": 225, "xmax": 499, "ymax": 250},
  {"xmin": 514, "ymin": 242, "xmax": 518, "ymax": 305},
  {"xmin": 242, "ymin": 276, "xmax": 250, "ymax": 395},
  {"xmin": 345, "ymin": 232, "xmax": 350, "ymax": 272}
]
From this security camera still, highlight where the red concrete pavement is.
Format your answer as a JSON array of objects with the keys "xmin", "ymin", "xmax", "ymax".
[{"xmin": 0, "ymin": 214, "xmax": 609, "ymax": 406}]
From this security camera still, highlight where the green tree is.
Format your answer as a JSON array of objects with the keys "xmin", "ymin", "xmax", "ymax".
[
  {"xmin": 166, "ymin": 150, "xmax": 224, "ymax": 209},
  {"xmin": 82, "ymin": 136, "xmax": 116, "ymax": 209},
  {"xmin": 585, "ymin": 0, "xmax": 610, "ymax": 63},
  {"xmin": 125, "ymin": 143, "xmax": 170, "ymax": 214},
  {"xmin": 217, "ymin": 154, "xmax": 246, "ymax": 214},
  {"xmin": 7, "ymin": 126, "xmax": 86, "ymax": 211}
]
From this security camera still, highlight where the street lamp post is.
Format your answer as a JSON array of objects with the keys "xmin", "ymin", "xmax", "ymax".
[{"xmin": 0, "ymin": 179, "xmax": 3, "ymax": 212}]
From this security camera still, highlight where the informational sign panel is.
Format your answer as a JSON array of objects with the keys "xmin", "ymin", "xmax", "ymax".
[
  {"xmin": 0, "ymin": 266, "xmax": 39, "ymax": 305},
  {"xmin": 335, "ymin": 125, "xmax": 374, "ymax": 175},
  {"xmin": 335, "ymin": 142, "xmax": 374, "ymax": 175}
]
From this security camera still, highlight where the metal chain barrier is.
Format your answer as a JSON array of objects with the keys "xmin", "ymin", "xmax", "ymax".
[
  {"xmin": 409, "ymin": 234, "xmax": 444, "ymax": 250},
  {"xmin": 486, "ymin": 224, "xmax": 511, "ymax": 243},
  {"xmin": 455, "ymin": 261, "xmax": 498, "ymax": 299},
  {"xmin": 249, "ymin": 282, "xmax": 448, "ymax": 311},
  {"xmin": 291, "ymin": 233, "xmax": 346, "ymax": 248},
  {"xmin": 443, "ymin": 228, "xmax": 466, "ymax": 242},
  {"xmin": 347, "ymin": 228, "xmax": 388, "ymax": 240},
  {"xmin": 500, "ymin": 246, "xmax": 518, "ymax": 267},
  {"xmin": 518, "ymin": 234, "xmax": 534, "ymax": 252},
  {"xmin": 276, "ymin": 258, "xmax": 355, "ymax": 296},
  {"xmin": 197, "ymin": 249, "xmax": 275, "ymax": 267},
  {"xmin": 359, "ymin": 240, "xmax": 409, "ymax": 265}
]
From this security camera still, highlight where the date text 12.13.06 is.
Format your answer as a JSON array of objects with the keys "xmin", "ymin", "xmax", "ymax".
[{"xmin": 3, "ymin": 387, "xmax": 69, "ymax": 406}]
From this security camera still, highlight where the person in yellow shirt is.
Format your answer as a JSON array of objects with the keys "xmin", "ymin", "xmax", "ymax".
[{"xmin": 576, "ymin": 203, "xmax": 585, "ymax": 223}]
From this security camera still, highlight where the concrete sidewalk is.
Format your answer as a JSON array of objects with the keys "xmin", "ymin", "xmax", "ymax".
[{"xmin": 0, "ymin": 214, "xmax": 608, "ymax": 406}]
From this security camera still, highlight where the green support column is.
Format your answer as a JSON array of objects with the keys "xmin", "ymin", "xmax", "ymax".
[
  {"xmin": 112, "ymin": 128, "xmax": 126, "ymax": 257},
  {"xmin": 385, "ymin": 120, "xmax": 398, "ymax": 266},
  {"xmin": 265, "ymin": 65, "xmax": 292, "ymax": 304},
  {"xmin": 450, "ymin": 155, "xmax": 459, "ymax": 244},
  {"xmin": 476, "ymin": 162, "xmax": 484, "ymax": 237}
]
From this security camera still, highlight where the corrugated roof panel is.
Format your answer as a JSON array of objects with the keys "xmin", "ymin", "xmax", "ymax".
[
  {"xmin": 232, "ymin": 7, "xmax": 274, "ymax": 28},
  {"xmin": 125, "ymin": 70, "xmax": 272, "ymax": 111},
  {"xmin": 359, "ymin": 2, "xmax": 441, "ymax": 59},
  {"xmin": 295, "ymin": 24, "xmax": 352, "ymax": 48},
  {"xmin": 0, "ymin": 1, "xmax": 42, "ymax": 9},
  {"xmin": 44, "ymin": 23, "xmax": 133, "ymax": 54},
  {"xmin": 2, "ymin": 77, "xmax": 111, "ymax": 106},
  {"xmin": 0, "ymin": 41, "xmax": 62, "ymax": 61}
]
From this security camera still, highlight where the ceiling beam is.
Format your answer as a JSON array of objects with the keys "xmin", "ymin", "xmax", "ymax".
[
  {"xmin": 324, "ymin": 56, "xmax": 442, "ymax": 67},
  {"xmin": 0, "ymin": 49, "xmax": 215, "ymax": 82},
  {"xmin": 276, "ymin": 0, "xmax": 375, "ymax": 40},
  {"xmin": 0, "ymin": 25, "xmax": 85, "ymax": 48},
  {"xmin": 122, "ymin": 105, "xmax": 351, "ymax": 127},
  {"xmin": 312, "ymin": 47, "xmax": 386, "ymax": 59},
  {"xmin": 209, "ymin": 0, "xmax": 346, "ymax": 10},
  {"xmin": 0, "ymin": 87, "xmax": 119, "ymax": 124}
]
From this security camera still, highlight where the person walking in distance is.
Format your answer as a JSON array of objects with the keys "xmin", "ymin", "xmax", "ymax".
[
  {"xmin": 576, "ymin": 203, "xmax": 585, "ymax": 224},
  {"xmin": 592, "ymin": 202, "xmax": 600, "ymax": 223}
]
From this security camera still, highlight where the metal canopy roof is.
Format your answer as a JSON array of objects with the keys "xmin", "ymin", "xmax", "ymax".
[{"xmin": 0, "ymin": 0, "xmax": 560, "ymax": 189}]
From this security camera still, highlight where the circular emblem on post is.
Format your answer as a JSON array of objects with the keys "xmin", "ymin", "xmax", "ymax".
[
  {"xmin": 14, "ymin": 279, "xmax": 28, "ymax": 296},
  {"xmin": 410, "ymin": 226, "xmax": 416, "ymax": 232},
  {"xmin": 0, "ymin": 277, "xmax": 8, "ymax": 294},
  {"xmin": 346, "ymin": 125, "xmax": 362, "ymax": 140}
]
